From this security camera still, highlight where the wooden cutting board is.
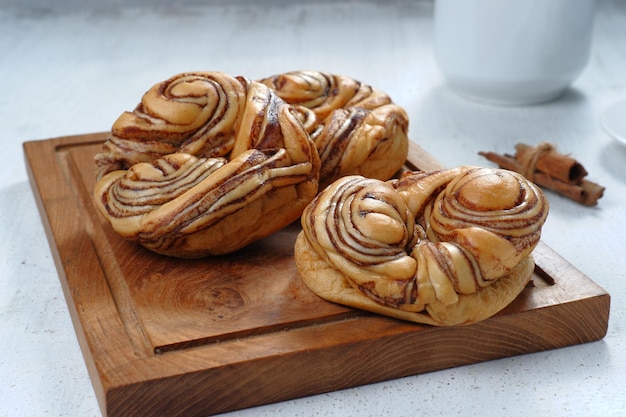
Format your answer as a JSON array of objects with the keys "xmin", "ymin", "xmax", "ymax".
[{"xmin": 24, "ymin": 133, "xmax": 610, "ymax": 417}]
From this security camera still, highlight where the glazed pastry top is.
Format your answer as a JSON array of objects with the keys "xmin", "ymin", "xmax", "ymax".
[{"xmin": 300, "ymin": 167, "xmax": 549, "ymax": 310}]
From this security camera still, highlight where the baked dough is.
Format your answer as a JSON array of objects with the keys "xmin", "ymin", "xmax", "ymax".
[
  {"xmin": 260, "ymin": 70, "xmax": 409, "ymax": 188},
  {"xmin": 295, "ymin": 167, "xmax": 549, "ymax": 326},
  {"xmin": 93, "ymin": 70, "xmax": 410, "ymax": 258},
  {"xmin": 94, "ymin": 72, "xmax": 320, "ymax": 257}
]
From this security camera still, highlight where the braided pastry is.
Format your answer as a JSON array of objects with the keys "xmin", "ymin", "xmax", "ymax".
[
  {"xmin": 93, "ymin": 72, "xmax": 320, "ymax": 257},
  {"xmin": 294, "ymin": 167, "xmax": 549, "ymax": 326},
  {"xmin": 259, "ymin": 70, "xmax": 409, "ymax": 188},
  {"xmin": 94, "ymin": 70, "xmax": 410, "ymax": 257}
]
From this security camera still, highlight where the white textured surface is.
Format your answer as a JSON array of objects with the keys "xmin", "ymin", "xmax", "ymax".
[{"xmin": 1, "ymin": 1, "xmax": 625, "ymax": 416}]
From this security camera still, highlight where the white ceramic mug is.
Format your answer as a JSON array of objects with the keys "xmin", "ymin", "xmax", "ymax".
[{"xmin": 433, "ymin": 0, "xmax": 596, "ymax": 105}]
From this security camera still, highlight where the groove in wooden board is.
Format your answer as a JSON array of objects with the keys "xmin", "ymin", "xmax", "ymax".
[
  {"xmin": 23, "ymin": 133, "xmax": 610, "ymax": 417},
  {"xmin": 102, "ymin": 288, "xmax": 609, "ymax": 417},
  {"xmin": 57, "ymin": 145, "xmax": 156, "ymax": 357},
  {"xmin": 24, "ymin": 135, "xmax": 141, "ymax": 414},
  {"xmin": 532, "ymin": 243, "xmax": 609, "ymax": 304},
  {"xmin": 60, "ymin": 138, "xmax": 358, "ymax": 354}
]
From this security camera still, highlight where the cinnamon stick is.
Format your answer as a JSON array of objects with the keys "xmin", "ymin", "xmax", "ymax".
[
  {"xmin": 514, "ymin": 143, "xmax": 587, "ymax": 183},
  {"xmin": 478, "ymin": 150, "xmax": 604, "ymax": 206},
  {"xmin": 579, "ymin": 179, "xmax": 606, "ymax": 206}
]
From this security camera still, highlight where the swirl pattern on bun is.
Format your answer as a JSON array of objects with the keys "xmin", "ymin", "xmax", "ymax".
[
  {"xmin": 94, "ymin": 70, "xmax": 410, "ymax": 257},
  {"xmin": 94, "ymin": 72, "xmax": 320, "ymax": 258},
  {"xmin": 295, "ymin": 167, "xmax": 549, "ymax": 326},
  {"xmin": 260, "ymin": 70, "xmax": 409, "ymax": 188}
]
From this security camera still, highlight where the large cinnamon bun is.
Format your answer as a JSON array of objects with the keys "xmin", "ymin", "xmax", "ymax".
[
  {"xmin": 94, "ymin": 70, "xmax": 409, "ymax": 258},
  {"xmin": 93, "ymin": 72, "xmax": 320, "ymax": 257},
  {"xmin": 294, "ymin": 167, "xmax": 549, "ymax": 326}
]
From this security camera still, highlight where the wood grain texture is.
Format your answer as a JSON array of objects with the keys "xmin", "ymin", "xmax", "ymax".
[{"xmin": 24, "ymin": 133, "xmax": 610, "ymax": 417}]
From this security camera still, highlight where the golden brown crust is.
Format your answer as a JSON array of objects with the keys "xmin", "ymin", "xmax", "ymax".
[
  {"xmin": 95, "ymin": 72, "xmax": 249, "ymax": 179},
  {"xmin": 93, "ymin": 72, "xmax": 320, "ymax": 258},
  {"xmin": 295, "ymin": 167, "xmax": 549, "ymax": 326},
  {"xmin": 94, "ymin": 70, "xmax": 409, "ymax": 258},
  {"xmin": 295, "ymin": 232, "xmax": 533, "ymax": 326},
  {"xmin": 259, "ymin": 70, "xmax": 409, "ymax": 188}
]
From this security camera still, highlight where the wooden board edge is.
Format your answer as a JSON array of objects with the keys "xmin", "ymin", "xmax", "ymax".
[
  {"xmin": 23, "ymin": 135, "xmax": 138, "ymax": 417},
  {"xmin": 100, "ymin": 288, "xmax": 611, "ymax": 417},
  {"xmin": 22, "ymin": 133, "xmax": 612, "ymax": 417}
]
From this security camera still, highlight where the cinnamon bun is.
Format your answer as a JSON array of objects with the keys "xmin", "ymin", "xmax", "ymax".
[
  {"xmin": 259, "ymin": 70, "xmax": 409, "ymax": 188},
  {"xmin": 294, "ymin": 167, "xmax": 549, "ymax": 326},
  {"xmin": 94, "ymin": 72, "xmax": 320, "ymax": 257}
]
